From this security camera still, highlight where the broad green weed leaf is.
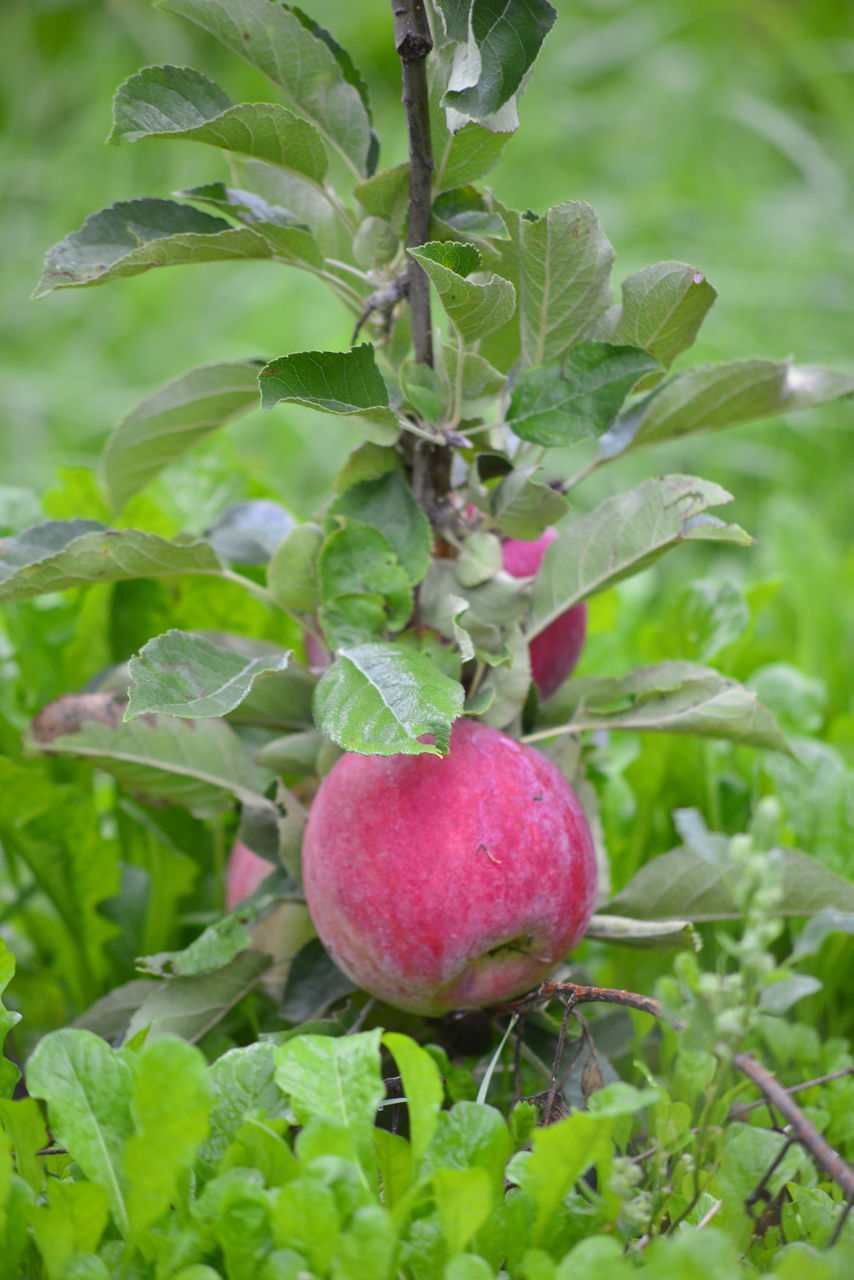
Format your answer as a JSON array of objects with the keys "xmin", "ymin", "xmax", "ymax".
[
  {"xmin": 0, "ymin": 941, "xmax": 21, "ymax": 1099},
  {"xmin": 198, "ymin": 1170, "xmax": 276, "ymax": 1275},
  {"xmin": 110, "ymin": 65, "xmax": 328, "ymax": 182},
  {"xmin": 609, "ymin": 845, "xmax": 854, "ymax": 921},
  {"xmin": 383, "ymin": 1033, "xmax": 444, "ymax": 1169},
  {"xmin": 124, "ymin": 950, "xmax": 271, "ymax": 1044},
  {"xmin": 158, "ymin": 0, "xmax": 374, "ymax": 175},
  {"xmin": 434, "ymin": 1166, "xmax": 495, "ymax": 1252},
  {"xmin": 274, "ymin": 1030, "xmax": 385, "ymax": 1177},
  {"xmin": 409, "ymin": 242, "xmax": 515, "ymax": 344},
  {"xmin": 30, "ymin": 697, "xmax": 270, "ymax": 813},
  {"xmin": 440, "ymin": 0, "xmax": 557, "ymax": 121},
  {"xmin": 330, "ymin": 471, "xmax": 438, "ymax": 584},
  {"xmin": 374, "ymin": 1129, "xmax": 413, "ymax": 1210},
  {"xmin": 126, "ymin": 629, "xmax": 291, "ymax": 720},
  {"xmin": 518, "ymin": 202, "xmax": 614, "ymax": 368},
  {"xmin": 528, "ymin": 476, "xmax": 752, "ymax": 638},
  {"xmin": 0, "ymin": 521, "xmax": 223, "ymax": 604},
  {"xmin": 313, "ymin": 642, "xmax": 464, "ymax": 755},
  {"xmin": 269, "ymin": 1176, "xmax": 339, "ymax": 1272},
  {"xmin": 601, "ymin": 358, "xmax": 854, "ymax": 458},
  {"xmin": 102, "ymin": 361, "xmax": 261, "ymax": 511},
  {"xmin": 26, "ymin": 1029, "xmax": 134, "ymax": 1234},
  {"xmin": 35, "ymin": 199, "xmax": 274, "ymax": 297},
  {"xmin": 423, "ymin": 1102, "xmax": 512, "ymax": 1193},
  {"xmin": 509, "ymin": 1110, "xmax": 614, "ymax": 1242},
  {"xmin": 328, "ymin": 1204, "xmax": 397, "ymax": 1280},
  {"xmin": 28, "ymin": 1180, "xmax": 110, "ymax": 1280},
  {"xmin": 197, "ymin": 1042, "xmax": 289, "ymax": 1176},
  {"xmin": 434, "ymin": 121, "xmax": 511, "ymax": 191},
  {"xmin": 260, "ymin": 345, "xmax": 400, "ymax": 445},
  {"xmin": 507, "ymin": 343, "xmax": 659, "ymax": 447},
  {"xmin": 125, "ymin": 1037, "xmax": 212, "ymax": 1236},
  {"xmin": 537, "ymin": 663, "xmax": 789, "ymax": 752},
  {"xmin": 593, "ymin": 261, "xmax": 717, "ymax": 377},
  {"xmin": 0, "ymin": 1098, "xmax": 48, "ymax": 1193}
]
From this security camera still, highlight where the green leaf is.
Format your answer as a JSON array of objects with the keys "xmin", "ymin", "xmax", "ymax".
[
  {"xmin": 0, "ymin": 521, "xmax": 223, "ymax": 604},
  {"xmin": 353, "ymin": 164, "xmax": 409, "ymax": 227},
  {"xmin": 507, "ymin": 343, "xmax": 659, "ymax": 447},
  {"xmin": 280, "ymin": 938, "xmax": 356, "ymax": 1022},
  {"xmin": 26, "ymin": 1029, "xmax": 134, "ymax": 1235},
  {"xmin": 329, "ymin": 470, "xmax": 434, "ymax": 584},
  {"xmin": 434, "ymin": 122, "xmax": 511, "ymax": 192},
  {"xmin": 204, "ymin": 499, "xmax": 295, "ymax": 564},
  {"xmin": 197, "ymin": 1041, "xmax": 288, "ymax": 1175},
  {"xmin": 313, "ymin": 642, "xmax": 465, "ymax": 756},
  {"xmin": 441, "ymin": 0, "xmax": 557, "ymax": 120},
  {"xmin": 125, "ymin": 1038, "xmax": 212, "ymax": 1236},
  {"xmin": 260, "ymin": 344, "xmax": 400, "ymax": 445},
  {"xmin": 267, "ymin": 523, "xmax": 324, "ymax": 613},
  {"xmin": 593, "ymin": 261, "xmax": 717, "ymax": 377},
  {"xmin": 319, "ymin": 524, "xmax": 412, "ymax": 641},
  {"xmin": 409, "ymin": 242, "xmax": 515, "ymax": 345},
  {"xmin": 124, "ymin": 950, "xmax": 271, "ymax": 1044},
  {"xmin": 518, "ymin": 202, "xmax": 615, "ymax": 368},
  {"xmin": 126, "ymin": 629, "xmax": 291, "ymax": 720},
  {"xmin": 528, "ymin": 476, "xmax": 752, "ymax": 638},
  {"xmin": 157, "ymin": 0, "xmax": 374, "ymax": 175},
  {"xmin": 791, "ymin": 908, "xmax": 854, "ymax": 960},
  {"xmin": 609, "ymin": 845, "xmax": 854, "ymax": 921},
  {"xmin": 30, "ymin": 694, "xmax": 270, "ymax": 813},
  {"xmin": 34, "ymin": 198, "xmax": 275, "ymax": 297},
  {"xmin": 274, "ymin": 1030, "xmax": 385, "ymax": 1177},
  {"xmin": 0, "ymin": 942, "xmax": 20, "ymax": 1100},
  {"xmin": 538, "ymin": 663, "xmax": 790, "ymax": 753},
  {"xmin": 28, "ymin": 1181, "xmax": 111, "ymax": 1279},
  {"xmin": 102, "ymin": 361, "xmax": 261, "ymax": 511},
  {"xmin": 424, "ymin": 1102, "xmax": 512, "ymax": 1192},
  {"xmin": 110, "ymin": 65, "xmax": 327, "ymax": 183},
  {"xmin": 601, "ymin": 358, "xmax": 854, "ymax": 458},
  {"xmin": 585, "ymin": 914, "xmax": 699, "ymax": 950},
  {"xmin": 510, "ymin": 1110, "xmax": 615, "ymax": 1242},
  {"xmin": 383, "ymin": 1033, "xmax": 444, "ymax": 1170},
  {"xmin": 434, "ymin": 1167, "xmax": 495, "ymax": 1252}
]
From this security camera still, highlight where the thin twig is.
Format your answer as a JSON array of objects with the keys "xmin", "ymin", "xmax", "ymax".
[
  {"xmin": 728, "ymin": 1066, "xmax": 854, "ymax": 1120},
  {"xmin": 543, "ymin": 999, "xmax": 574, "ymax": 1124},
  {"xmin": 493, "ymin": 980, "xmax": 664, "ymax": 1021}
]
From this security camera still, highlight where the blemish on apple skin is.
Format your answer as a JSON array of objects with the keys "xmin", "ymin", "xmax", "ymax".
[
  {"xmin": 476, "ymin": 842, "xmax": 502, "ymax": 865},
  {"xmin": 533, "ymin": 792, "xmax": 543, "ymax": 802}
]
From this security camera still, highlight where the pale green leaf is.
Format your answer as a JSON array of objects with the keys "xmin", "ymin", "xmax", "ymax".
[
  {"xmin": 593, "ymin": 261, "xmax": 717, "ymax": 376},
  {"xmin": 28, "ymin": 1181, "xmax": 110, "ymax": 1278},
  {"xmin": 0, "ymin": 521, "xmax": 223, "ymax": 603},
  {"xmin": 157, "ymin": 0, "xmax": 374, "ymax": 175},
  {"xmin": 197, "ymin": 1041, "xmax": 289, "ymax": 1175},
  {"xmin": 267, "ymin": 523, "xmax": 324, "ymax": 613},
  {"xmin": 441, "ymin": 0, "xmax": 557, "ymax": 120},
  {"xmin": 126, "ymin": 629, "xmax": 291, "ymax": 720},
  {"xmin": 26, "ymin": 1029, "xmax": 134, "ymax": 1235},
  {"xmin": 124, "ymin": 951, "xmax": 271, "ymax": 1044},
  {"xmin": 110, "ymin": 65, "xmax": 327, "ymax": 182},
  {"xmin": 383, "ymin": 1033, "xmax": 444, "ymax": 1170},
  {"xmin": 0, "ymin": 942, "xmax": 21, "ymax": 1100},
  {"xmin": 313, "ymin": 642, "xmax": 465, "ymax": 756},
  {"xmin": 35, "ymin": 198, "xmax": 275, "ymax": 297},
  {"xmin": 434, "ymin": 121, "xmax": 512, "ymax": 192},
  {"xmin": 102, "ymin": 361, "xmax": 260, "ymax": 510},
  {"xmin": 518, "ymin": 202, "xmax": 614, "ymax": 368},
  {"xmin": 528, "ymin": 476, "xmax": 752, "ymax": 638},
  {"xmin": 507, "ymin": 343, "xmax": 659, "ymax": 447},
  {"xmin": 409, "ymin": 242, "xmax": 515, "ymax": 345},
  {"xmin": 537, "ymin": 662, "xmax": 790, "ymax": 753},
  {"xmin": 585, "ymin": 914, "xmax": 700, "ymax": 950},
  {"xmin": 434, "ymin": 1167, "xmax": 495, "ymax": 1252},
  {"xmin": 260, "ymin": 344, "xmax": 400, "ymax": 444}
]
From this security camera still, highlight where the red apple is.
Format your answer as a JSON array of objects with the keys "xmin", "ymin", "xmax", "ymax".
[
  {"xmin": 226, "ymin": 841, "xmax": 315, "ymax": 995},
  {"xmin": 302, "ymin": 718, "xmax": 597, "ymax": 1015},
  {"xmin": 226, "ymin": 839, "xmax": 276, "ymax": 909},
  {"xmin": 502, "ymin": 527, "xmax": 587, "ymax": 701}
]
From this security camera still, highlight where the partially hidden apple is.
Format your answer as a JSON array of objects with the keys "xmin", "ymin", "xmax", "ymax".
[
  {"xmin": 226, "ymin": 840, "xmax": 315, "ymax": 993},
  {"xmin": 302, "ymin": 717, "xmax": 597, "ymax": 1015},
  {"xmin": 502, "ymin": 527, "xmax": 587, "ymax": 701}
]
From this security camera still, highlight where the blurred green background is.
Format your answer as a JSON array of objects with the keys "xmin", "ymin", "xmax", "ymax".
[{"xmin": 1, "ymin": 0, "xmax": 852, "ymax": 731}]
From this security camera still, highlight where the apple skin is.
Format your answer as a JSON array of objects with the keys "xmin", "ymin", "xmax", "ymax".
[
  {"xmin": 502, "ymin": 528, "xmax": 587, "ymax": 701},
  {"xmin": 226, "ymin": 839, "xmax": 276, "ymax": 910},
  {"xmin": 302, "ymin": 718, "xmax": 597, "ymax": 1015},
  {"xmin": 226, "ymin": 841, "xmax": 315, "ymax": 995}
]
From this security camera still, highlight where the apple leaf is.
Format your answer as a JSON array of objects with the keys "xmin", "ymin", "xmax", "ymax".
[
  {"xmin": 156, "ymin": 0, "xmax": 375, "ymax": 176},
  {"xmin": 124, "ymin": 950, "xmax": 271, "ymax": 1044},
  {"xmin": 507, "ymin": 343, "xmax": 660, "ymax": 447},
  {"xmin": 592, "ymin": 261, "xmax": 717, "ymax": 378},
  {"xmin": 528, "ymin": 475, "xmax": 753, "ymax": 638},
  {"xmin": 609, "ymin": 846, "xmax": 854, "ymax": 922},
  {"xmin": 313, "ymin": 642, "xmax": 465, "ymax": 756},
  {"xmin": 267, "ymin": 523, "xmax": 324, "ymax": 613},
  {"xmin": 439, "ymin": 0, "xmax": 557, "ymax": 121},
  {"xmin": 34, "ymin": 198, "xmax": 276, "ymax": 297},
  {"xmin": 329, "ymin": 470, "xmax": 434, "ymax": 584},
  {"xmin": 585, "ymin": 914, "xmax": 700, "ymax": 950},
  {"xmin": 600, "ymin": 358, "xmax": 854, "ymax": 459},
  {"xmin": 537, "ymin": 662, "xmax": 790, "ymax": 753},
  {"xmin": 0, "ymin": 521, "xmax": 224, "ymax": 603},
  {"xmin": 102, "ymin": 361, "xmax": 261, "ymax": 511},
  {"xmin": 227, "ymin": 663, "xmax": 315, "ymax": 730},
  {"xmin": 280, "ymin": 938, "xmax": 357, "ymax": 1023},
  {"xmin": 260, "ymin": 345, "xmax": 400, "ymax": 445},
  {"xmin": 353, "ymin": 163, "xmax": 409, "ymax": 227},
  {"xmin": 408, "ymin": 242, "xmax": 516, "ymax": 345},
  {"xmin": 434, "ymin": 121, "xmax": 511, "ymax": 192},
  {"xmin": 30, "ymin": 693, "xmax": 270, "ymax": 814},
  {"xmin": 205, "ymin": 500, "xmax": 295, "ymax": 565},
  {"xmin": 26, "ymin": 1029, "xmax": 135, "ymax": 1235},
  {"xmin": 0, "ymin": 941, "xmax": 21, "ymax": 1100},
  {"xmin": 126, "ymin": 630, "xmax": 291, "ymax": 721},
  {"xmin": 110, "ymin": 65, "xmax": 328, "ymax": 183},
  {"xmin": 518, "ymin": 202, "xmax": 615, "ymax": 368},
  {"xmin": 318, "ymin": 524, "xmax": 413, "ymax": 641}
]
